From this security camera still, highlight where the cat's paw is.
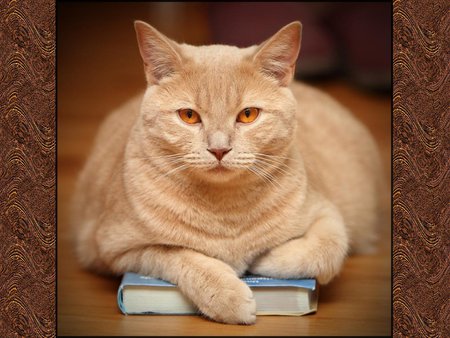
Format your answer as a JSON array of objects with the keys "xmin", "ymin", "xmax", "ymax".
[
  {"xmin": 249, "ymin": 236, "xmax": 347, "ymax": 285},
  {"xmin": 197, "ymin": 276, "xmax": 256, "ymax": 325},
  {"xmin": 314, "ymin": 250, "xmax": 345, "ymax": 285}
]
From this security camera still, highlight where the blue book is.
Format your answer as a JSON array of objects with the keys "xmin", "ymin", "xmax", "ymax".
[{"xmin": 118, "ymin": 272, "xmax": 318, "ymax": 316}]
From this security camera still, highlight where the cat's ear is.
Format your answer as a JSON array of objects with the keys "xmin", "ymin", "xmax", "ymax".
[
  {"xmin": 134, "ymin": 21, "xmax": 182, "ymax": 84},
  {"xmin": 253, "ymin": 21, "xmax": 302, "ymax": 86}
]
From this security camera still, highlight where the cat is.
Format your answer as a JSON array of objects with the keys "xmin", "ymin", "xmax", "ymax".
[{"xmin": 71, "ymin": 20, "xmax": 384, "ymax": 325}]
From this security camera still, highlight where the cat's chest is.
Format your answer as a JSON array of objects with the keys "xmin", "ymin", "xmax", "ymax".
[
  {"xmin": 153, "ymin": 200, "xmax": 307, "ymax": 269},
  {"xmin": 132, "ymin": 178, "xmax": 309, "ymax": 268},
  {"xmin": 186, "ymin": 216, "xmax": 303, "ymax": 272}
]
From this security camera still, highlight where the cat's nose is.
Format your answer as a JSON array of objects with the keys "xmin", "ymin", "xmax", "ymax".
[{"xmin": 207, "ymin": 148, "xmax": 232, "ymax": 161}]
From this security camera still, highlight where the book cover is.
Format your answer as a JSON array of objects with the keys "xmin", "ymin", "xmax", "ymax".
[{"xmin": 118, "ymin": 272, "xmax": 318, "ymax": 316}]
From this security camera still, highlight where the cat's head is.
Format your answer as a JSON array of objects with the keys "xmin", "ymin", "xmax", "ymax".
[{"xmin": 134, "ymin": 20, "xmax": 301, "ymax": 184}]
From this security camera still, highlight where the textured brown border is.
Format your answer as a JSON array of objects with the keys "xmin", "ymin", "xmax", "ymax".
[
  {"xmin": 0, "ymin": 0, "xmax": 55, "ymax": 337},
  {"xmin": 393, "ymin": 0, "xmax": 449, "ymax": 337}
]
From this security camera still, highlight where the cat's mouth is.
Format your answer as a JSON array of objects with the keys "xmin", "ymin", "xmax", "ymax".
[{"xmin": 208, "ymin": 163, "xmax": 230, "ymax": 173}]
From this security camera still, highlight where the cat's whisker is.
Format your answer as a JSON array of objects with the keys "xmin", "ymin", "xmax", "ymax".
[
  {"xmin": 147, "ymin": 153, "xmax": 186, "ymax": 160},
  {"xmin": 152, "ymin": 163, "xmax": 191, "ymax": 184},
  {"xmin": 249, "ymin": 163, "xmax": 283, "ymax": 191},
  {"xmin": 184, "ymin": 161, "xmax": 216, "ymax": 168},
  {"xmin": 237, "ymin": 152, "xmax": 302, "ymax": 175},
  {"xmin": 253, "ymin": 163, "xmax": 278, "ymax": 184},
  {"xmin": 135, "ymin": 158, "xmax": 186, "ymax": 169},
  {"xmin": 184, "ymin": 159, "xmax": 211, "ymax": 164},
  {"xmin": 253, "ymin": 155, "xmax": 293, "ymax": 168},
  {"xmin": 136, "ymin": 155, "xmax": 185, "ymax": 165},
  {"xmin": 142, "ymin": 152, "xmax": 202, "ymax": 161},
  {"xmin": 254, "ymin": 158, "xmax": 301, "ymax": 172},
  {"xmin": 228, "ymin": 158, "xmax": 295, "ymax": 187},
  {"xmin": 228, "ymin": 161, "xmax": 255, "ymax": 167},
  {"xmin": 151, "ymin": 158, "xmax": 186, "ymax": 167},
  {"xmin": 252, "ymin": 152, "xmax": 295, "ymax": 159},
  {"xmin": 183, "ymin": 155, "xmax": 203, "ymax": 160},
  {"xmin": 246, "ymin": 167, "xmax": 275, "ymax": 189},
  {"xmin": 252, "ymin": 152, "xmax": 302, "ymax": 164},
  {"xmin": 249, "ymin": 167, "xmax": 282, "ymax": 191},
  {"xmin": 254, "ymin": 158, "xmax": 299, "ymax": 180},
  {"xmin": 253, "ymin": 155, "xmax": 298, "ymax": 172},
  {"xmin": 137, "ymin": 153, "xmax": 206, "ymax": 169}
]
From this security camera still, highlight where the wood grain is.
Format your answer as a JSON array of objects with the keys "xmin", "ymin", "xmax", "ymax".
[
  {"xmin": 0, "ymin": 0, "xmax": 55, "ymax": 337},
  {"xmin": 393, "ymin": 1, "xmax": 449, "ymax": 337}
]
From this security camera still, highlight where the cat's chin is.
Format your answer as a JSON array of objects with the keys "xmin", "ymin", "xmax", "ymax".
[
  {"xmin": 196, "ymin": 164, "xmax": 243, "ymax": 184},
  {"xmin": 208, "ymin": 165, "xmax": 229, "ymax": 174}
]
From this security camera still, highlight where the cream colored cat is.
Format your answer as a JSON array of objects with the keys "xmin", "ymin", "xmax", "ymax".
[{"xmin": 72, "ymin": 20, "xmax": 383, "ymax": 325}]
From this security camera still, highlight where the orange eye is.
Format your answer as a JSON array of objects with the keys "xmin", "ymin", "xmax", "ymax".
[
  {"xmin": 237, "ymin": 107, "xmax": 260, "ymax": 123},
  {"xmin": 178, "ymin": 109, "xmax": 201, "ymax": 124}
]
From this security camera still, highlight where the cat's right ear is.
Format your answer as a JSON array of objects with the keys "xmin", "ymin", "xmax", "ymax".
[{"xmin": 134, "ymin": 21, "xmax": 182, "ymax": 84}]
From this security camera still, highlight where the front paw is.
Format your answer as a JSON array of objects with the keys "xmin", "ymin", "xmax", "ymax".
[
  {"xmin": 196, "ymin": 275, "xmax": 256, "ymax": 325},
  {"xmin": 249, "ymin": 238, "xmax": 347, "ymax": 285}
]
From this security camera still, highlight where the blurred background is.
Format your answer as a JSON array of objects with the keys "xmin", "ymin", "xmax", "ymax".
[{"xmin": 57, "ymin": 2, "xmax": 391, "ymax": 335}]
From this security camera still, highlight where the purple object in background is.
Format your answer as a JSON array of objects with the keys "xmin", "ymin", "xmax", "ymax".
[
  {"xmin": 208, "ymin": 2, "xmax": 391, "ymax": 92},
  {"xmin": 330, "ymin": 3, "xmax": 392, "ymax": 91}
]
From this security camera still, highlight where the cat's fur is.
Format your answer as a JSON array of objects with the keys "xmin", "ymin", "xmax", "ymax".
[{"xmin": 72, "ymin": 21, "xmax": 383, "ymax": 324}]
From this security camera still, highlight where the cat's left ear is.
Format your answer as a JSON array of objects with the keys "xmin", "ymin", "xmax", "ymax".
[
  {"xmin": 253, "ymin": 21, "xmax": 302, "ymax": 87},
  {"xmin": 134, "ymin": 21, "xmax": 182, "ymax": 84}
]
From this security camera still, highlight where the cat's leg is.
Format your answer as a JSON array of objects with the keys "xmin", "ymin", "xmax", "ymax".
[
  {"xmin": 248, "ymin": 206, "xmax": 349, "ymax": 284},
  {"xmin": 108, "ymin": 245, "xmax": 256, "ymax": 325}
]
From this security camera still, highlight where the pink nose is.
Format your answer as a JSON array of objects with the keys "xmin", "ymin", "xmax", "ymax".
[{"xmin": 207, "ymin": 148, "xmax": 231, "ymax": 161}]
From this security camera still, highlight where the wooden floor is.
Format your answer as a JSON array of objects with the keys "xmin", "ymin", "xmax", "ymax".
[{"xmin": 57, "ymin": 3, "xmax": 391, "ymax": 336}]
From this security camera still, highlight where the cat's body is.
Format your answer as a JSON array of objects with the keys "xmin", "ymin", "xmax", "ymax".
[{"xmin": 72, "ymin": 21, "xmax": 383, "ymax": 324}]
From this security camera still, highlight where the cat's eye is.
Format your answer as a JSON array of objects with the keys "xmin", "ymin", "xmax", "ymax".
[
  {"xmin": 178, "ymin": 108, "xmax": 201, "ymax": 124},
  {"xmin": 236, "ymin": 107, "xmax": 260, "ymax": 124}
]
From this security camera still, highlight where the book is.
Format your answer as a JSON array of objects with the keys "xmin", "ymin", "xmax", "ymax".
[{"xmin": 118, "ymin": 272, "xmax": 318, "ymax": 316}]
